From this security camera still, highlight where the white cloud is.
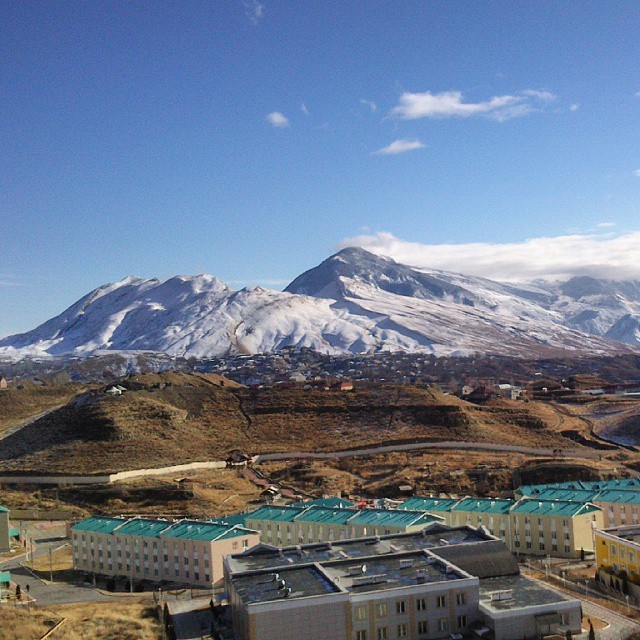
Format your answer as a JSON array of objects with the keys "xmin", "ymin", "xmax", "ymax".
[
  {"xmin": 389, "ymin": 89, "xmax": 556, "ymax": 121},
  {"xmin": 569, "ymin": 103, "xmax": 580, "ymax": 111},
  {"xmin": 337, "ymin": 230, "xmax": 640, "ymax": 281},
  {"xmin": 373, "ymin": 139, "xmax": 425, "ymax": 155},
  {"xmin": 360, "ymin": 99, "xmax": 377, "ymax": 113},
  {"xmin": 301, "ymin": 103, "xmax": 310, "ymax": 116},
  {"xmin": 597, "ymin": 222, "xmax": 616, "ymax": 228},
  {"xmin": 244, "ymin": 0, "xmax": 264, "ymax": 25},
  {"xmin": 266, "ymin": 111, "xmax": 289, "ymax": 128},
  {"xmin": 634, "ymin": 169, "xmax": 640, "ymax": 177}
]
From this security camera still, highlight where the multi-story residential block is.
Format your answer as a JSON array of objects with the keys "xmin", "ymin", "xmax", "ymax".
[
  {"xmin": 71, "ymin": 516, "xmax": 260, "ymax": 588},
  {"xmin": 399, "ymin": 497, "xmax": 603, "ymax": 558},
  {"xmin": 517, "ymin": 479, "xmax": 640, "ymax": 528},
  {"xmin": 595, "ymin": 525, "xmax": 640, "ymax": 582},
  {"xmin": 224, "ymin": 526, "xmax": 582, "ymax": 640},
  {"xmin": 0, "ymin": 505, "xmax": 10, "ymax": 552},
  {"xmin": 243, "ymin": 505, "xmax": 443, "ymax": 547}
]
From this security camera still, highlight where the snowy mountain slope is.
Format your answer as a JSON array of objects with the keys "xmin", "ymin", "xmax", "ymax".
[{"xmin": 1, "ymin": 248, "xmax": 640, "ymax": 359}]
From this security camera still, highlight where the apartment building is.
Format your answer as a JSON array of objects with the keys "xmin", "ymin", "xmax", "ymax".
[
  {"xmin": 399, "ymin": 497, "xmax": 603, "ymax": 558},
  {"xmin": 508, "ymin": 499, "xmax": 602, "ymax": 558},
  {"xmin": 71, "ymin": 516, "xmax": 260, "ymax": 588},
  {"xmin": 595, "ymin": 525, "xmax": 640, "ymax": 582},
  {"xmin": 518, "ymin": 479, "xmax": 640, "ymax": 528},
  {"xmin": 243, "ymin": 505, "xmax": 443, "ymax": 547},
  {"xmin": 224, "ymin": 526, "xmax": 582, "ymax": 640}
]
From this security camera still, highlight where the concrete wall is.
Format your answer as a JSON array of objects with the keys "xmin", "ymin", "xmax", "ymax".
[
  {"xmin": 0, "ymin": 511, "xmax": 10, "ymax": 552},
  {"xmin": 0, "ymin": 460, "xmax": 227, "ymax": 486}
]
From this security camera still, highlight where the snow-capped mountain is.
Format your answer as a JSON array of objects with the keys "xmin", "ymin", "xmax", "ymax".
[{"xmin": 2, "ymin": 248, "xmax": 640, "ymax": 360}]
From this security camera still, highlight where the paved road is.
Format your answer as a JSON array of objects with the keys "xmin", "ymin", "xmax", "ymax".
[
  {"xmin": 253, "ymin": 439, "xmax": 602, "ymax": 463},
  {"xmin": 524, "ymin": 572, "xmax": 640, "ymax": 640},
  {"xmin": 0, "ymin": 522, "xmax": 110, "ymax": 606}
]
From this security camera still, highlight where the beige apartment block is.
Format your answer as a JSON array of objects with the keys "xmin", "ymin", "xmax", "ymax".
[
  {"xmin": 71, "ymin": 516, "xmax": 259, "ymax": 588},
  {"xmin": 0, "ymin": 506, "xmax": 10, "ymax": 552}
]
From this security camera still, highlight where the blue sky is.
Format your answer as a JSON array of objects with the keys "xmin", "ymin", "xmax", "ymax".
[{"xmin": 2, "ymin": 1, "xmax": 640, "ymax": 336}]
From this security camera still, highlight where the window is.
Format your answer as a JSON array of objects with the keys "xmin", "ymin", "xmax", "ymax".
[
  {"xmin": 416, "ymin": 597, "xmax": 427, "ymax": 611},
  {"xmin": 436, "ymin": 595, "xmax": 446, "ymax": 608},
  {"xmin": 355, "ymin": 606, "xmax": 367, "ymax": 621},
  {"xmin": 457, "ymin": 615, "xmax": 467, "ymax": 628},
  {"xmin": 612, "ymin": 545, "xmax": 618, "ymax": 556},
  {"xmin": 526, "ymin": 541, "xmax": 532, "ymax": 549},
  {"xmin": 456, "ymin": 592, "xmax": 466, "ymax": 606},
  {"xmin": 356, "ymin": 632, "xmax": 367, "ymax": 640},
  {"xmin": 564, "ymin": 545, "xmax": 571, "ymax": 553},
  {"xmin": 418, "ymin": 621, "xmax": 428, "ymax": 636},
  {"xmin": 539, "ymin": 542, "xmax": 545, "ymax": 551},
  {"xmin": 376, "ymin": 628, "xmax": 388, "ymax": 640},
  {"xmin": 397, "ymin": 623, "xmax": 408, "ymax": 637},
  {"xmin": 437, "ymin": 619, "xmax": 448, "ymax": 632},
  {"xmin": 376, "ymin": 603, "xmax": 388, "ymax": 618},
  {"xmin": 396, "ymin": 600, "xmax": 406, "ymax": 614}
]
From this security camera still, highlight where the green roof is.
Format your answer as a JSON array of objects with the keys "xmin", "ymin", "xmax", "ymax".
[
  {"xmin": 511, "ymin": 499, "xmax": 600, "ymax": 517},
  {"xmin": 246, "ymin": 505, "xmax": 305, "ymax": 523},
  {"xmin": 399, "ymin": 497, "xmax": 461, "ymax": 513},
  {"xmin": 213, "ymin": 512, "xmax": 254, "ymax": 527},
  {"xmin": 72, "ymin": 517, "xmax": 127, "ymax": 534},
  {"xmin": 519, "ymin": 488, "xmax": 599, "ymax": 503},
  {"xmin": 113, "ymin": 518, "xmax": 173, "ymax": 537},
  {"xmin": 0, "ymin": 571, "xmax": 10, "ymax": 583},
  {"xmin": 519, "ymin": 478, "xmax": 640, "ymax": 495},
  {"xmin": 161, "ymin": 520, "xmax": 255, "ymax": 541},
  {"xmin": 452, "ymin": 498, "xmax": 515, "ymax": 514},
  {"xmin": 0, "ymin": 505, "xmax": 8, "ymax": 513},
  {"xmin": 345, "ymin": 508, "xmax": 439, "ymax": 528},
  {"xmin": 596, "ymin": 489, "xmax": 640, "ymax": 505},
  {"xmin": 293, "ymin": 507, "xmax": 355, "ymax": 525},
  {"xmin": 9, "ymin": 528, "xmax": 19, "ymax": 538},
  {"xmin": 290, "ymin": 497, "xmax": 355, "ymax": 509}
]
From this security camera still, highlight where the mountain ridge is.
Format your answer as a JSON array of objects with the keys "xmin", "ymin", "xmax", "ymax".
[{"xmin": 2, "ymin": 248, "xmax": 640, "ymax": 360}]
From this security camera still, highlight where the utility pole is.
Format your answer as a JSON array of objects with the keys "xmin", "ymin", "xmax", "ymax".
[{"xmin": 49, "ymin": 547, "xmax": 53, "ymax": 583}]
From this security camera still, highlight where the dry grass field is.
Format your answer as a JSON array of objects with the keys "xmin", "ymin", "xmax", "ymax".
[
  {"xmin": 47, "ymin": 601, "xmax": 162, "ymax": 640},
  {"xmin": 0, "ymin": 608, "xmax": 63, "ymax": 640},
  {"xmin": 0, "ymin": 373, "xmax": 605, "ymax": 475}
]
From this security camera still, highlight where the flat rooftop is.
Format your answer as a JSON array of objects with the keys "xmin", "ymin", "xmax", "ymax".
[
  {"xmin": 479, "ymin": 575, "xmax": 570, "ymax": 613},
  {"xmin": 226, "ymin": 526, "xmax": 490, "ymax": 574},
  {"xmin": 322, "ymin": 552, "xmax": 467, "ymax": 594},
  {"xmin": 231, "ymin": 566, "xmax": 342, "ymax": 604},
  {"xmin": 601, "ymin": 525, "xmax": 640, "ymax": 543}
]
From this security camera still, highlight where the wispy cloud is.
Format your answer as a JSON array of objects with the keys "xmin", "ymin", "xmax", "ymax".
[
  {"xmin": 360, "ymin": 99, "xmax": 377, "ymax": 113},
  {"xmin": 301, "ymin": 103, "xmax": 310, "ymax": 116},
  {"xmin": 338, "ymin": 230, "xmax": 640, "ymax": 281},
  {"xmin": 569, "ymin": 103, "xmax": 580, "ymax": 112},
  {"xmin": 373, "ymin": 139, "xmax": 425, "ymax": 155},
  {"xmin": 266, "ymin": 111, "xmax": 289, "ymax": 128},
  {"xmin": 597, "ymin": 221, "xmax": 616, "ymax": 228},
  {"xmin": 389, "ymin": 89, "xmax": 556, "ymax": 122},
  {"xmin": 244, "ymin": 0, "xmax": 264, "ymax": 25}
]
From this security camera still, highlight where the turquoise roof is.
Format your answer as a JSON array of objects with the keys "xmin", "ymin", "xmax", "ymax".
[
  {"xmin": 511, "ymin": 499, "xmax": 600, "ymax": 517},
  {"xmin": 596, "ymin": 489, "xmax": 640, "ymax": 505},
  {"xmin": 294, "ymin": 507, "xmax": 356, "ymax": 525},
  {"xmin": 290, "ymin": 497, "xmax": 355, "ymax": 509},
  {"xmin": 452, "ymin": 498, "xmax": 514, "ymax": 514},
  {"xmin": 519, "ymin": 478, "xmax": 640, "ymax": 495},
  {"xmin": 246, "ymin": 505, "xmax": 305, "ymax": 523},
  {"xmin": 72, "ymin": 517, "xmax": 127, "ymax": 534},
  {"xmin": 9, "ymin": 528, "xmax": 19, "ymax": 537},
  {"xmin": 113, "ymin": 518, "xmax": 173, "ymax": 537},
  {"xmin": 399, "ymin": 497, "xmax": 461, "ymax": 513},
  {"xmin": 521, "ymin": 488, "xmax": 599, "ymax": 503},
  {"xmin": 162, "ymin": 520, "xmax": 255, "ymax": 541},
  {"xmin": 0, "ymin": 505, "xmax": 8, "ymax": 513},
  {"xmin": 346, "ymin": 508, "xmax": 438, "ymax": 527},
  {"xmin": 0, "ymin": 571, "xmax": 10, "ymax": 583},
  {"xmin": 213, "ymin": 512, "xmax": 254, "ymax": 527}
]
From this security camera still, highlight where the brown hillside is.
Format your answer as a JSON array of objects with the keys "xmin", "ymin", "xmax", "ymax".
[{"xmin": 0, "ymin": 374, "xmax": 598, "ymax": 474}]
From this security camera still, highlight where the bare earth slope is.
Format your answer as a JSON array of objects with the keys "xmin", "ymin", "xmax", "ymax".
[{"xmin": 0, "ymin": 373, "xmax": 596, "ymax": 474}]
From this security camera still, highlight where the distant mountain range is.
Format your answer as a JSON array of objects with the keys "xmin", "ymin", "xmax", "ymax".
[{"xmin": 3, "ymin": 247, "xmax": 640, "ymax": 360}]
